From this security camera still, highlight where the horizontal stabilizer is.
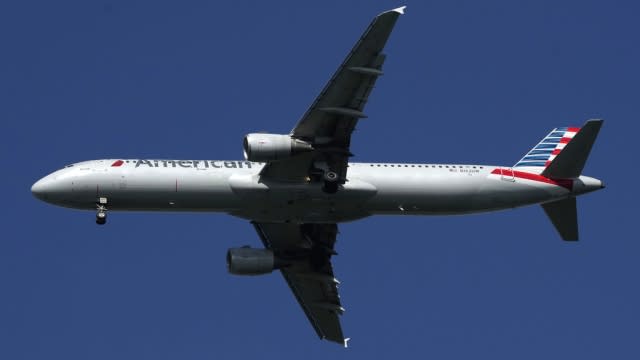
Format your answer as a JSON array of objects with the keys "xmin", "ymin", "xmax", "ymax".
[
  {"xmin": 541, "ymin": 119, "xmax": 603, "ymax": 179},
  {"xmin": 541, "ymin": 197, "xmax": 578, "ymax": 241}
]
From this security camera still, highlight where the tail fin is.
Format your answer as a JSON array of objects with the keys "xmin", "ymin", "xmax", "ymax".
[
  {"xmin": 542, "ymin": 197, "xmax": 578, "ymax": 241},
  {"xmin": 535, "ymin": 119, "xmax": 604, "ymax": 241},
  {"xmin": 514, "ymin": 119, "xmax": 603, "ymax": 177},
  {"xmin": 541, "ymin": 119, "xmax": 603, "ymax": 179}
]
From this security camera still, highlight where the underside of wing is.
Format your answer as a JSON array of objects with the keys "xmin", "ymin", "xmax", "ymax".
[
  {"xmin": 291, "ymin": 6, "xmax": 405, "ymax": 141},
  {"xmin": 258, "ymin": 7, "xmax": 406, "ymax": 185},
  {"xmin": 252, "ymin": 222, "xmax": 346, "ymax": 345}
]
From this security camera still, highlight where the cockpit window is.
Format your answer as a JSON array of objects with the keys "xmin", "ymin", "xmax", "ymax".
[{"xmin": 64, "ymin": 164, "xmax": 74, "ymax": 168}]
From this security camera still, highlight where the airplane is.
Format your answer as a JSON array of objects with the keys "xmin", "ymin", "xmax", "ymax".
[{"xmin": 31, "ymin": 6, "xmax": 604, "ymax": 346}]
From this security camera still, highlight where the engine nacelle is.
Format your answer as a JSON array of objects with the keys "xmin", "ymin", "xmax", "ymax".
[
  {"xmin": 243, "ymin": 133, "xmax": 312, "ymax": 162},
  {"xmin": 226, "ymin": 247, "xmax": 277, "ymax": 275}
]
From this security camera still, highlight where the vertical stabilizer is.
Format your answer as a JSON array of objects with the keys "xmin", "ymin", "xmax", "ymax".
[
  {"xmin": 541, "ymin": 119, "xmax": 603, "ymax": 179},
  {"xmin": 532, "ymin": 119, "xmax": 604, "ymax": 241},
  {"xmin": 541, "ymin": 197, "xmax": 578, "ymax": 241}
]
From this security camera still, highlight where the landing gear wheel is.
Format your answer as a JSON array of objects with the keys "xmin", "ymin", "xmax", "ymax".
[
  {"xmin": 96, "ymin": 202, "xmax": 107, "ymax": 225},
  {"xmin": 322, "ymin": 171, "xmax": 339, "ymax": 194},
  {"xmin": 96, "ymin": 212, "xmax": 106, "ymax": 225},
  {"xmin": 323, "ymin": 171, "xmax": 338, "ymax": 182}
]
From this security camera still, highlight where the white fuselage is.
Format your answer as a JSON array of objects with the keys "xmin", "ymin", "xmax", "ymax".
[{"xmin": 31, "ymin": 159, "xmax": 603, "ymax": 223}]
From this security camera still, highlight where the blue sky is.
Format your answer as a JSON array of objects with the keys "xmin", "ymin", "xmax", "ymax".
[{"xmin": 2, "ymin": 0, "xmax": 638, "ymax": 358}]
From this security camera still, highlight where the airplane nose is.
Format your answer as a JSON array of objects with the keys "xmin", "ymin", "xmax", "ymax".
[
  {"xmin": 31, "ymin": 178, "xmax": 49, "ymax": 201},
  {"xmin": 32, "ymin": 171, "xmax": 78, "ymax": 207}
]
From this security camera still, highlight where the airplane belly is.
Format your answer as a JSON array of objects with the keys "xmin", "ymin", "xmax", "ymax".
[
  {"xmin": 228, "ymin": 176, "xmax": 376, "ymax": 223},
  {"xmin": 104, "ymin": 169, "xmax": 238, "ymax": 211}
]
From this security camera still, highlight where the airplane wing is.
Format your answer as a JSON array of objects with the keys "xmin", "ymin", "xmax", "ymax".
[
  {"xmin": 252, "ymin": 222, "xmax": 346, "ymax": 345},
  {"xmin": 260, "ymin": 6, "xmax": 405, "ymax": 182}
]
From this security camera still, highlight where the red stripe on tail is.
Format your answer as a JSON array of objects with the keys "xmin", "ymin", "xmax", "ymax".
[{"xmin": 491, "ymin": 168, "xmax": 573, "ymax": 190}]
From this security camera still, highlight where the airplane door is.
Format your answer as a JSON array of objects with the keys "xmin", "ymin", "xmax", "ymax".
[{"xmin": 500, "ymin": 168, "xmax": 516, "ymax": 182}]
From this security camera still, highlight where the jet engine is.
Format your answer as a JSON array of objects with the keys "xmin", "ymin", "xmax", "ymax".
[
  {"xmin": 243, "ymin": 133, "xmax": 312, "ymax": 162},
  {"xmin": 226, "ymin": 247, "xmax": 279, "ymax": 275}
]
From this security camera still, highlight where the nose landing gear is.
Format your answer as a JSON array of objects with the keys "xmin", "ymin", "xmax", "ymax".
[{"xmin": 96, "ymin": 197, "xmax": 108, "ymax": 225}]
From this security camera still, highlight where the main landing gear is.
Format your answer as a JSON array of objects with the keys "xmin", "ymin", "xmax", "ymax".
[
  {"xmin": 96, "ymin": 197, "xmax": 107, "ymax": 225},
  {"xmin": 322, "ymin": 171, "xmax": 339, "ymax": 194}
]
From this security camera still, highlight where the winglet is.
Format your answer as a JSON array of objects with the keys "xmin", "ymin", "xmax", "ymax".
[
  {"xmin": 391, "ymin": 6, "xmax": 407, "ymax": 15},
  {"xmin": 344, "ymin": 337, "xmax": 351, "ymax": 348}
]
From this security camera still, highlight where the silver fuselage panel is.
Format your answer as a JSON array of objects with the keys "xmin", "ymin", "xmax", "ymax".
[{"xmin": 31, "ymin": 159, "xmax": 602, "ymax": 223}]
